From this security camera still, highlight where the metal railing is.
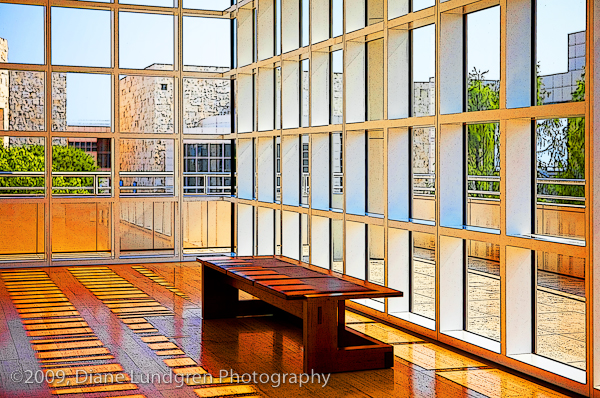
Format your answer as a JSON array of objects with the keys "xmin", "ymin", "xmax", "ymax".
[
  {"xmin": 467, "ymin": 175, "xmax": 500, "ymax": 198},
  {"xmin": 52, "ymin": 171, "xmax": 112, "ymax": 196},
  {"xmin": 0, "ymin": 171, "xmax": 45, "ymax": 196},
  {"xmin": 537, "ymin": 177, "xmax": 585, "ymax": 203},
  {"xmin": 119, "ymin": 171, "xmax": 174, "ymax": 196},
  {"xmin": 183, "ymin": 172, "xmax": 232, "ymax": 195}
]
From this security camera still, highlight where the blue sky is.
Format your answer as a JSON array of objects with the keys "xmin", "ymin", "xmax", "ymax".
[{"xmin": 0, "ymin": 1, "xmax": 587, "ymax": 124}]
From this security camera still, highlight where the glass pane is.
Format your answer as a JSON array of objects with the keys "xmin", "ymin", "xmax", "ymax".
[
  {"xmin": 183, "ymin": 78, "xmax": 231, "ymax": 135},
  {"xmin": 536, "ymin": 251, "xmax": 586, "ymax": 370},
  {"xmin": 0, "ymin": 4, "xmax": 44, "ymax": 65},
  {"xmin": 536, "ymin": 117, "xmax": 585, "ymax": 241},
  {"xmin": 0, "ymin": 203, "xmax": 44, "ymax": 260},
  {"xmin": 301, "ymin": 59, "xmax": 310, "ymax": 127},
  {"xmin": 368, "ymin": 130, "xmax": 384, "ymax": 214},
  {"xmin": 275, "ymin": 209, "xmax": 281, "ymax": 255},
  {"xmin": 301, "ymin": 0, "xmax": 309, "ymax": 47},
  {"xmin": 184, "ymin": 17, "xmax": 231, "ymax": 72},
  {"xmin": 331, "ymin": 50, "xmax": 343, "ymax": 124},
  {"xmin": 467, "ymin": 123, "xmax": 501, "ymax": 230},
  {"xmin": 119, "ymin": 139, "xmax": 174, "ymax": 196},
  {"xmin": 275, "ymin": 67, "xmax": 281, "ymax": 129},
  {"xmin": 52, "ymin": 137, "xmax": 112, "ymax": 196},
  {"xmin": 536, "ymin": 0, "xmax": 586, "ymax": 105},
  {"xmin": 413, "ymin": 0, "xmax": 434, "ymax": 12},
  {"xmin": 301, "ymin": 213, "xmax": 309, "ymax": 262},
  {"xmin": 368, "ymin": 225, "xmax": 384, "ymax": 285},
  {"xmin": 51, "ymin": 7, "xmax": 111, "ymax": 68},
  {"xmin": 275, "ymin": 0, "xmax": 281, "ymax": 55},
  {"xmin": 331, "ymin": 132, "xmax": 343, "ymax": 210},
  {"xmin": 1, "ymin": 70, "xmax": 45, "ymax": 131},
  {"xmin": 119, "ymin": 12, "xmax": 174, "ymax": 70},
  {"xmin": 52, "ymin": 203, "xmax": 111, "ymax": 256},
  {"xmin": 466, "ymin": 240, "xmax": 501, "ymax": 341},
  {"xmin": 367, "ymin": 0, "xmax": 384, "ymax": 25},
  {"xmin": 367, "ymin": 39, "xmax": 384, "ymax": 121},
  {"xmin": 184, "ymin": 0, "xmax": 231, "ymax": 10},
  {"xmin": 331, "ymin": 219, "xmax": 343, "ymax": 273},
  {"xmin": 412, "ymin": 232, "xmax": 435, "ymax": 320},
  {"xmin": 52, "ymin": 73, "xmax": 111, "ymax": 132},
  {"xmin": 183, "ymin": 201, "xmax": 231, "ymax": 253},
  {"xmin": 301, "ymin": 134, "xmax": 310, "ymax": 206},
  {"xmin": 119, "ymin": 76, "xmax": 174, "ymax": 134},
  {"xmin": 412, "ymin": 127, "xmax": 435, "ymax": 222},
  {"xmin": 0, "ymin": 136, "xmax": 45, "ymax": 196},
  {"xmin": 466, "ymin": 6, "xmax": 500, "ymax": 112},
  {"xmin": 275, "ymin": 136, "xmax": 281, "ymax": 201},
  {"xmin": 332, "ymin": 0, "xmax": 343, "ymax": 37},
  {"xmin": 120, "ymin": 201, "xmax": 175, "ymax": 253},
  {"xmin": 412, "ymin": 24, "xmax": 435, "ymax": 117}
]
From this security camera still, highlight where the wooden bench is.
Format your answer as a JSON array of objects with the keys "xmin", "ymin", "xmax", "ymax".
[{"xmin": 197, "ymin": 255, "xmax": 403, "ymax": 373}]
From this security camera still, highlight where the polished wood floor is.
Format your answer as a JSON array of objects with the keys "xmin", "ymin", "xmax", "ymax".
[{"xmin": 0, "ymin": 262, "xmax": 583, "ymax": 398}]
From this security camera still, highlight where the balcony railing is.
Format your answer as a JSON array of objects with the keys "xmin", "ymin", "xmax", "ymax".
[
  {"xmin": 52, "ymin": 171, "xmax": 112, "ymax": 196},
  {"xmin": 0, "ymin": 171, "xmax": 45, "ymax": 196},
  {"xmin": 183, "ymin": 172, "xmax": 232, "ymax": 195},
  {"xmin": 119, "ymin": 171, "xmax": 174, "ymax": 196}
]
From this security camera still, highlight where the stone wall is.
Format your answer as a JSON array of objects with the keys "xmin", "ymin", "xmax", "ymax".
[
  {"xmin": 0, "ymin": 38, "xmax": 8, "ymax": 131},
  {"xmin": 9, "ymin": 71, "xmax": 46, "ymax": 132},
  {"xmin": 183, "ymin": 77, "xmax": 231, "ymax": 134}
]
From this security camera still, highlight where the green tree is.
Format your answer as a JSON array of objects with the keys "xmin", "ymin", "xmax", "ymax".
[
  {"xmin": 467, "ymin": 68, "xmax": 500, "ymax": 197},
  {"xmin": 0, "ymin": 144, "xmax": 98, "ymax": 195},
  {"xmin": 536, "ymin": 66, "xmax": 585, "ymax": 204}
]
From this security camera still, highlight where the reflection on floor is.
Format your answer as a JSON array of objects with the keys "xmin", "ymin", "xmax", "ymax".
[
  {"xmin": 416, "ymin": 245, "xmax": 586, "ymax": 370},
  {"xmin": 0, "ymin": 262, "xmax": 581, "ymax": 397}
]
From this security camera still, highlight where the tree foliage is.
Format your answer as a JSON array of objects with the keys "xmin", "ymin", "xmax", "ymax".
[
  {"xmin": 0, "ymin": 144, "xmax": 98, "ymax": 195},
  {"xmin": 467, "ymin": 69, "xmax": 500, "ymax": 197}
]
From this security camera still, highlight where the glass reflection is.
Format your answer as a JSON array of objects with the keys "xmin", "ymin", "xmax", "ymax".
[
  {"xmin": 536, "ymin": 117, "xmax": 585, "ymax": 241},
  {"xmin": 466, "ymin": 240, "xmax": 500, "ymax": 341},
  {"xmin": 119, "ymin": 139, "xmax": 174, "ymax": 196},
  {"xmin": 466, "ymin": 6, "xmax": 500, "ymax": 112},
  {"xmin": 411, "ymin": 127, "xmax": 435, "ymax": 222},
  {"xmin": 0, "ymin": 4, "xmax": 44, "ymax": 65},
  {"xmin": 331, "ymin": 50, "xmax": 343, "ymax": 124},
  {"xmin": 183, "ymin": 200, "xmax": 231, "ymax": 253},
  {"xmin": 52, "ymin": 203, "xmax": 111, "ymax": 256},
  {"xmin": 301, "ymin": 212, "xmax": 309, "ymax": 262},
  {"xmin": 331, "ymin": 132, "xmax": 343, "ymax": 210},
  {"xmin": 52, "ymin": 73, "xmax": 111, "ymax": 132},
  {"xmin": 332, "ymin": 219, "xmax": 343, "ymax": 273},
  {"xmin": 120, "ymin": 201, "xmax": 175, "ymax": 253},
  {"xmin": 120, "ymin": 76, "xmax": 174, "ymax": 134},
  {"xmin": 412, "ymin": 24, "xmax": 435, "ymax": 117},
  {"xmin": 183, "ymin": 78, "xmax": 231, "ymax": 135},
  {"xmin": 411, "ymin": 232, "xmax": 435, "ymax": 320},
  {"xmin": 119, "ymin": 12, "xmax": 174, "ymax": 70},
  {"xmin": 466, "ymin": 123, "xmax": 500, "ymax": 230},
  {"xmin": 1, "ymin": 70, "xmax": 45, "ymax": 131},
  {"xmin": 301, "ymin": 59, "xmax": 310, "ymax": 127},
  {"xmin": 535, "ymin": 251, "xmax": 586, "ymax": 370},
  {"xmin": 536, "ymin": 0, "xmax": 586, "ymax": 105},
  {"xmin": 0, "ymin": 136, "xmax": 45, "ymax": 196},
  {"xmin": 52, "ymin": 7, "xmax": 111, "ymax": 68},
  {"xmin": 368, "ymin": 225, "xmax": 384, "ymax": 285},
  {"xmin": 184, "ymin": 17, "xmax": 231, "ymax": 72}
]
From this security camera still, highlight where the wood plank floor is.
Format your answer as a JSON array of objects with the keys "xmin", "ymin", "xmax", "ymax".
[{"xmin": 0, "ymin": 262, "xmax": 583, "ymax": 398}]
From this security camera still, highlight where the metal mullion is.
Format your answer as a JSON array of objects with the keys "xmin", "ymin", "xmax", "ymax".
[
  {"xmin": 0, "ymin": 63, "xmax": 47, "ymax": 72},
  {"xmin": 434, "ymin": 0, "xmax": 441, "ymax": 338},
  {"xmin": 113, "ymin": 4, "xmax": 179, "ymax": 15},
  {"xmin": 177, "ymin": 0, "xmax": 183, "ymax": 261},
  {"xmin": 113, "ymin": 6, "xmax": 121, "ymax": 261},
  {"xmin": 49, "ymin": 1, "xmax": 113, "ymax": 11},
  {"xmin": 44, "ymin": 0, "xmax": 52, "ymax": 266},
  {"xmin": 48, "ymin": 66, "xmax": 114, "ymax": 75},
  {"xmin": 115, "ymin": 68, "xmax": 178, "ymax": 77},
  {"xmin": 0, "ymin": 0, "xmax": 45, "ymax": 5}
]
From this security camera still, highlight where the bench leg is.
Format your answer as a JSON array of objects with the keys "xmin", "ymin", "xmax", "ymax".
[
  {"xmin": 303, "ymin": 297, "xmax": 339, "ymax": 373},
  {"xmin": 201, "ymin": 265, "xmax": 238, "ymax": 319}
]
